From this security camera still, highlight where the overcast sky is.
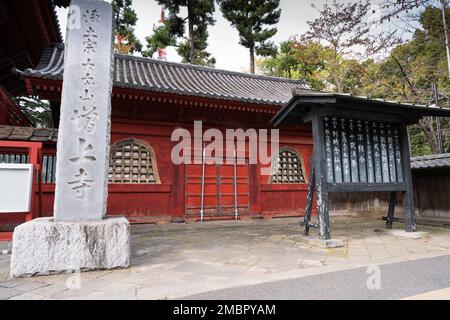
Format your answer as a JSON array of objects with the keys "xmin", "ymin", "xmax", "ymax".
[{"xmin": 56, "ymin": 0, "xmax": 401, "ymax": 73}]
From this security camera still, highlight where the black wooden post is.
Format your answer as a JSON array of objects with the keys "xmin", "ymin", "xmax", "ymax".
[
  {"xmin": 386, "ymin": 191, "xmax": 397, "ymax": 229},
  {"xmin": 400, "ymin": 125, "xmax": 417, "ymax": 232},
  {"xmin": 311, "ymin": 111, "xmax": 331, "ymax": 239},
  {"xmin": 302, "ymin": 164, "xmax": 315, "ymax": 235}
]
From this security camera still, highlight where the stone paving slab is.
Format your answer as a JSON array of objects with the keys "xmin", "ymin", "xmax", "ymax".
[
  {"xmin": 377, "ymin": 229, "xmax": 429, "ymax": 239},
  {"xmin": 0, "ymin": 279, "xmax": 24, "ymax": 288},
  {"xmin": 0, "ymin": 216, "xmax": 450, "ymax": 300},
  {"xmin": 0, "ymin": 286, "xmax": 25, "ymax": 300},
  {"xmin": 403, "ymin": 287, "xmax": 450, "ymax": 300},
  {"xmin": 291, "ymin": 235, "xmax": 345, "ymax": 248}
]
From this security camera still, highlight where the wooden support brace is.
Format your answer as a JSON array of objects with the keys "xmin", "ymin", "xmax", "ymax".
[{"xmin": 386, "ymin": 191, "xmax": 397, "ymax": 229}]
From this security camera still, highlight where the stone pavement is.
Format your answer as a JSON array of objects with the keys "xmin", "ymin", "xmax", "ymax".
[
  {"xmin": 404, "ymin": 287, "xmax": 450, "ymax": 300},
  {"xmin": 1, "ymin": 215, "xmax": 450, "ymax": 300}
]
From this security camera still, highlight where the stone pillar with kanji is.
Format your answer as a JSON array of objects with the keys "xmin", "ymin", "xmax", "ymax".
[{"xmin": 10, "ymin": 0, "xmax": 130, "ymax": 278}]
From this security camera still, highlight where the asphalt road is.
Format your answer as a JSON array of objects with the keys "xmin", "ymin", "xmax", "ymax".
[{"xmin": 184, "ymin": 254, "xmax": 450, "ymax": 300}]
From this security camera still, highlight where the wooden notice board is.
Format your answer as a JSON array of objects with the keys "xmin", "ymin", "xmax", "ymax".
[{"xmin": 271, "ymin": 91, "xmax": 450, "ymax": 239}]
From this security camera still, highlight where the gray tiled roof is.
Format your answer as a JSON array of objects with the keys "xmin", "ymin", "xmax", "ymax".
[
  {"xmin": 17, "ymin": 44, "xmax": 312, "ymax": 106},
  {"xmin": 411, "ymin": 153, "xmax": 450, "ymax": 170},
  {"xmin": 0, "ymin": 125, "xmax": 58, "ymax": 142}
]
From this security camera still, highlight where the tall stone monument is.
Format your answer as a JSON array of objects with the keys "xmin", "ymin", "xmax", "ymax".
[{"xmin": 10, "ymin": 0, "xmax": 130, "ymax": 277}]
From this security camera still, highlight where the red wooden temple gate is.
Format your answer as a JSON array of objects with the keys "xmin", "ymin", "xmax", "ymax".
[{"xmin": 0, "ymin": 42, "xmax": 317, "ymax": 230}]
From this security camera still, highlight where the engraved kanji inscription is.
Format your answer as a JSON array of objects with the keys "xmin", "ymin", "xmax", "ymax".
[
  {"xmin": 67, "ymin": 168, "xmax": 95, "ymax": 199},
  {"xmin": 70, "ymin": 138, "xmax": 96, "ymax": 163},
  {"xmin": 71, "ymin": 105, "xmax": 98, "ymax": 133},
  {"xmin": 82, "ymin": 26, "xmax": 98, "ymax": 53},
  {"xmin": 84, "ymin": 9, "xmax": 99, "ymax": 24}
]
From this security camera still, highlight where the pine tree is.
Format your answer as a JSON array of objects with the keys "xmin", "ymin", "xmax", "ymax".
[
  {"xmin": 143, "ymin": 9, "xmax": 176, "ymax": 59},
  {"xmin": 219, "ymin": 0, "xmax": 281, "ymax": 74},
  {"xmin": 144, "ymin": 1, "xmax": 216, "ymax": 65},
  {"xmin": 112, "ymin": 0, "xmax": 142, "ymax": 54}
]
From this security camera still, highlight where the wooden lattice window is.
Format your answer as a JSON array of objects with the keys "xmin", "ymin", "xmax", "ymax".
[
  {"xmin": 270, "ymin": 147, "xmax": 306, "ymax": 184},
  {"xmin": 109, "ymin": 139, "xmax": 160, "ymax": 184}
]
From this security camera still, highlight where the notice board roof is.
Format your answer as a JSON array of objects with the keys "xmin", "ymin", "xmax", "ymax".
[{"xmin": 271, "ymin": 89, "xmax": 450, "ymax": 126}]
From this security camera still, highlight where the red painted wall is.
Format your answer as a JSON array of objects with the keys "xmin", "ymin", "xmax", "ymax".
[
  {"xmin": 1, "ymin": 101, "xmax": 314, "ymax": 229},
  {"xmin": 259, "ymin": 136, "xmax": 313, "ymax": 217}
]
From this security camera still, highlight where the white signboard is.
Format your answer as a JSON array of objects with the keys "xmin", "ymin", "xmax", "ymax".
[{"xmin": 0, "ymin": 163, "xmax": 34, "ymax": 213}]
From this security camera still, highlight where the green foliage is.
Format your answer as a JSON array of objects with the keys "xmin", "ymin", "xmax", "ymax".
[
  {"xmin": 145, "ymin": 0, "xmax": 216, "ymax": 65},
  {"xmin": 143, "ymin": 22, "xmax": 177, "ymax": 58},
  {"xmin": 302, "ymin": 0, "xmax": 372, "ymax": 92},
  {"xmin": 257, "ymin": 39, "xmax": 328, "ymax": 90},
  {"xmin": 409, "ymin": 126, "xmax": 432, "ymax": 156},
  {"xmin": 112, "ymin": 0, "xmax": 142, "ymax": 53},
  {"xmin": 353, "ymin": 6, "xmax": 450, "ymax": 156},
  {"xmin": 177, "ymin": 32, "xmax": 217, "ymax": 66},
  {"xmin": 345, "ymin": 6, "xmax": 450, "ymax": 155},
  {"xmin": 259, "ymin": 3, "xmax": 450, "ymax": 156},
  {"xmin": 219, "ymin": 0, "xmax": 281, "ymax": 73},
  {"xmin": 17, "ymin": 97, "xmax": 53, "ymax": 128}
]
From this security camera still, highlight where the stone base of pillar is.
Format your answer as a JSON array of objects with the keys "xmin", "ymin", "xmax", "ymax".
[{"xmin": 10, "ymin": 216, "xmax": 130, "ymax": 278}]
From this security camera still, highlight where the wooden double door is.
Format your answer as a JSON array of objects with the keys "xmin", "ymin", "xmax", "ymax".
[{"xmin": 185, "ymin": 163, "xmax": 250, "ymax": 219}]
